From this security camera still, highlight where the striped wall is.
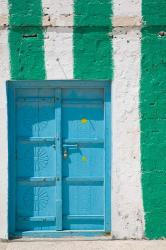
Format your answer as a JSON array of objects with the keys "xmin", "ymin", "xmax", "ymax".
[
  {"xmin": 112, "ymin": 0, "xmax": 144, "ymax": 240},
  {"xmin": 8, "ymin": 0, "xmax": 46, "ymax": 79},
  {"xmin": 0, "ymin": 0, "xmax": 165, "ymax": 239},
  {"xmin": 141, "ymin": 0, "xmax": 166, "ymax": 239},
  {"xmin": 0, "ymin": 0, "xmax": 10, "ymax": 239},
  {"xmin": 73, "ymin": 0, "xmax": 112, "ymax": 79}
]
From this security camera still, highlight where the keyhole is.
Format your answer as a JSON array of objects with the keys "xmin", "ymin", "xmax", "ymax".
[{"xmin": 63, "ymin": 149, "xmax": 68, "ymax": 159}]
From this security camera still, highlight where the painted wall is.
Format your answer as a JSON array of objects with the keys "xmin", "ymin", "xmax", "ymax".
[
  {"xmin": 0, "ymin": 0, "xmax": 165, "ymax": 240},
  {"xmin": 141, "ymin": 0, "xmax": 166, "ymax": 239}
]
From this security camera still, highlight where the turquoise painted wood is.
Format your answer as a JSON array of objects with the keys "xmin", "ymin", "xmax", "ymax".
[
  {"xmin": 7, "ymin": 80, "xmax": 111, "ymax": 238},
  {"xmin": 62, "ymin": 88, "xmax": 104, "ymax": 230},
  {"xmin": 15, "ymin": 89, "xmax": 58, "ymax": 232}
]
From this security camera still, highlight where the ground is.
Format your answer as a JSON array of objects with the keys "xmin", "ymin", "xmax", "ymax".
[{"xmin": 0, "ymin": 239, "xmax": 166, "ymax": 250}]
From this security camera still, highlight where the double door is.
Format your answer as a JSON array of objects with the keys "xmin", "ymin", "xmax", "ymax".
[{"xmin": 8, "ymin": 82, "xmax": 111, "ymax": 236}]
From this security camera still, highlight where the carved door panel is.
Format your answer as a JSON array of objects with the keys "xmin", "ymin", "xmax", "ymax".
[{"xmin": 15, "ymin": 89, "xmax": 60, "ymax": 231}]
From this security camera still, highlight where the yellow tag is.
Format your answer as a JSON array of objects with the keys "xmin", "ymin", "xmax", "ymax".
[
  {"xmin": 81, "ymin": 118, "xmax": 88, "ymax": 124},
  {"xmin": 82, "ymin": 156, "xmax": 87, "ymax": 162}
]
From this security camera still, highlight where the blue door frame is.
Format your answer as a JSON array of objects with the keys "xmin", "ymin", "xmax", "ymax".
[{"xmin": 7, "ymin": 80, "xmax": 111, "ymax": 238}]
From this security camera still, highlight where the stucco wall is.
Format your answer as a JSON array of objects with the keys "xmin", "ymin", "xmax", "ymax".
[
  {"xmin": 0, "ymin": 0, "xmax": 165, "ymax": 240},
  {"xmin": 141, "ymin": 1, "xmax": 166, "ymax": 239},
  {"xmin": 0, "ymin": 0, "xmax": 144, "ymax": 240}
]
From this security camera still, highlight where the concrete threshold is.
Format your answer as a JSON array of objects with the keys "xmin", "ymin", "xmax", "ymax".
[{"xmin": 0, "ymin": 239, "xmax": 166, "ymax": 250}]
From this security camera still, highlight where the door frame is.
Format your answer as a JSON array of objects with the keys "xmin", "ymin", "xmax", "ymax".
[{"xmin": 7, "ymin": 80, "xmax": 111, "ymax": 238}]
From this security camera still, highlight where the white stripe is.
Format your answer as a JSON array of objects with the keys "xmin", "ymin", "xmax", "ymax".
[
  {"xmin": 113, "ymin": 0, "xmax": 141, "ymax": 17},
  {"xmin": 44, "ymin": 27, "xmax": 73, "ymax": 80},
  {"xmin": 112, "ymin": 28, "xmax": 144, "ymax": 239},
  {"xmin": 0, "ymin": 0, "xmax": 10, "ymax": 239},
  {"xmin": 42, "ymin": 0, "xmax": 73, "ymax": 79},
  {"xmin": 42, "ymin": 0, "xmax": 73, "ymax": 27},
  {"xmin": 0, "ymin": 0, "xmax": 8, "ymax": 26},
  {"xmin": 112, "ymin": 0, "xmax": 142, "ymax": 27},
  {"xmin": 112, "ymin": 0, "xmax": 145, "ymax": 239}
]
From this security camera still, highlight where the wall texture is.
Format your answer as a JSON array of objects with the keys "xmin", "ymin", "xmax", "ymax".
[
  {"xmin": 0, "ymin": 0, "xmax": 165, "ymax": 240},
  {"xmin": 141, "ymin": 0, "xmax": 166, "ymax": 239}
]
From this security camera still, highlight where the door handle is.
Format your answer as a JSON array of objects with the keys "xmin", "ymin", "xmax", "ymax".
[
  {"xmin": 63, "ymin": 148, "xmax": 68, "ymax": 159},
  {"xmin": 63, "ymin": 144, "xmax": 78, "ymax": 148},
  {"xmin": 63, "ymin": 144, "xmax": 78, "ymax": 159}
]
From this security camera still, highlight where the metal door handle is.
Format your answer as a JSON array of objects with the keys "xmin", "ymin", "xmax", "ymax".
[
  {"xmin": 63, "ymin": 148, "xmax": 68, "ymax": 159},
  {"xmin": 63, "ymin": 144, "xmax": 78, "ymax": 159},
  {"xmin": 63, "ymin": 144, "xmax": 78, "ymax": 148}
]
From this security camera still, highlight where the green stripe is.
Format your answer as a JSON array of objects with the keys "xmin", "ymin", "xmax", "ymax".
[
  {"xmin": 141, "ymin": 1, "xmax": 166, "ymax": 239},
  {"xmin": 9, "ymin": 0, "xmax": 45, "ymax": 80},
  {"xmin": 142, "ymin": 0, "xmax": 166, "ymax": 26},
  {"xmin": 73, "ymin": 0, "xmax": 112, "ymax": 79}
]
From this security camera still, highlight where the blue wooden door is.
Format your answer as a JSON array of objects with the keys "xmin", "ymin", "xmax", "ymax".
[
  {"xmin": 14, "ymin": 88, "xmax": 61, "ymax": 232},
  {"xmin": 62, "ymin": 88, "xmax": 105, "ymax": 230},
  {"xmin": 8, "ymin": 81, "xmax": 111, "ymax": 237}
]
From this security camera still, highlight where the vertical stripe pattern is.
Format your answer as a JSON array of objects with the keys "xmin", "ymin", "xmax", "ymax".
[
  {"xmin": 73, "ymin": 0, "xmax": 112, "ymax": 79},
  {"xmin": 0, "ymin": 0, "xmax": 10, "ymax": 239},
  {"xmin": 112, "ymin": 29, "xmax": 144, "ymax": 239},
  {"xmin": 42, "ymin": 0, "xmax": 73, "ymax": 79},
  {"xmin": 112, "ymin": 0, "xmax": 144, "ymax": 239},
  {"xmin": 2, "ymin": 0, "xmax": 165, "ymax": 240},
  {"xmin": 8, "ymin": 0, "xmax": 45, "ymax": 79},
  {"xmin": 0, "ymin": 31, "xmax": 9, "ymax": 239},
  {"xmin": 141, "ymin": 1, "xmax": 166, "ymax": 239}
]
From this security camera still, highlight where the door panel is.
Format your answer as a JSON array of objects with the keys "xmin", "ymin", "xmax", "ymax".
[
  {"xmin": 62, "ymin": 88, "xmax": 105, "ymax": 230},
  {"xmin": 17, "ymin": 185, "xmax": 56, "ymax": 216},
  {"xmin": 62, "ymin": 107, "xmax": 104, "ymax": 139},
  {"xmin": 62, "ymin": 184, "xmax": 104, "ymax": 230},
  {"xmin": 62, "ymin": 145, "xmax": 104, "ymax": 178},
  {"xmin": 15, "ymin": 89, "xmax": 58, "ymax": 231},
  {"xmin": 16, "ymin": 89, "xmax": 56, "ymax": 137},
  {"xmin": 62, "ymin": 88, "xmax": 104, "ymax": 140},
  {"xmin": 17, "ymin": 144, "xmax": 56, "ymax": 177}
]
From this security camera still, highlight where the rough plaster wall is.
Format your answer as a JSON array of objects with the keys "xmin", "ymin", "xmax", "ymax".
[
  {"xmin": 112, "ymin": 0, "xmax": 144, "ymax": 239},
  {"xmin": 141, "ymin": 0, "xmax": 166, "ymax": 239},
  {"xmin": 44, "ymin": 27, "xmax": 73, "ymax": 79},
  {"xmin": 142, "ymin": 0, "xmax": 166, "ymax": 26},
  {"xmin": 73, "ymin": 0, "xmax": 112, "ymax": 80},
  {"xmin": 42, "ymin": 0, "xmax": 73, "ymax": 27},
  {"xmin": 113, "ymin": 0, "xmax": 142, "ymax": 27},
  {"xmin": 112, "ymin": 28, "xmax": 144, "ymax": 239},
  {"xmin": 8, "ymin": 0, "xmax": 46, "ymax": 80},
  {"xmin": 42, "ymin": 0, "xmax": 73, "ymax": 79},
  {"xmin": 9, "ymin": 27, "xmax": 46, "ymax": 80},
  {"xmin": 141, "ymin": 27, "xmax": 166, "ymax": 239},
  {"xmin": 0, "ymin": 1, "xmax": 10, "ymax": 239},
  {"xmin": 0, "ymin": 29, "xmax": 9, "ymax": 240},
  {"xmin": 113, "ymin": 0, "xmax": 141, "ymax": 17},
  {"xmin": 0, "ymin": 1, "xmax": 8, "ymax": 26},
  {"xmin": 0, "ymin": 0, "xmax": 146, "ymax": 240}
]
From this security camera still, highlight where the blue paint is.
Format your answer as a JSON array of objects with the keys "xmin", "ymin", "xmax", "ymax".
[
  {"xmin": 13, "ymin": 230, "xmax": 106, "ymax": 238},
  {"xmin": 62, "ymin": 88, "xmax": 104, "ymax": 230},
  {"xmin": 104, "ymin": 84, "xmax": 111, "ymax": 232},
  {"xmin": 55, "ymin": 89, "xmax": 62, "ymax": 230},
  {"xmin": 7, "ymin": 85, "xmax": 16, "ymax": 236},
  {"xmin": 7, "ymin": 80, "xmax": 111, "ymax": 238},
  {"xmin": 15, "ymin": 89, "xmax": 57, "ymax": 232}
]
